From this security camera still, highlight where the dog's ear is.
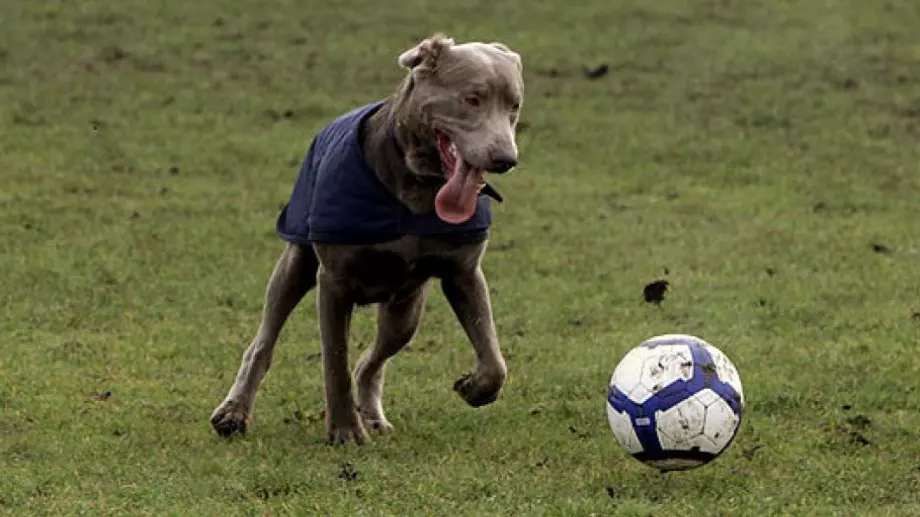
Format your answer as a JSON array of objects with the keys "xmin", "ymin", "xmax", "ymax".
[
  {"xmin": 489, "ymin": 42, "xmax": 523, "ymax": 71},
  {"xmin": 398, "ymin": 33, "xmax": 455, "ymax": 70}
]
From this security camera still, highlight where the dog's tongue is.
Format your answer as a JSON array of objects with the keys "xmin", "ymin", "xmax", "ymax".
[{"xmin": 435, "ymin": 159, "xmax": 484, "ymax": 224}]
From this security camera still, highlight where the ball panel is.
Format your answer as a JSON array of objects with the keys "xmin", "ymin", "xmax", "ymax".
[
  {"xmin": 704, "ymin": 344, "xmax": 745, "ymax": 403},
  {"xmin": 686, "ymin": 339, "xmax": 745, "ymax": 416},
  {"xmin": 655, "ymin": 396, "xmax": 707, "ymax": 449},
  {"xmin": 694, "ymin": 387, "xmax": 720, "ymax": 407},
  {"xmin": 627, "ymin": 383, "xmax": 653, "ymax": 405},
  {"xmin": 610, "ymin": 347, "xmax": 651, "ymax": 397},
  {"xmin": 607, "ymin": 387, "xmax": 666, "ymax": 455},
  {"xmin": 701, "ymin": 397, "xmax": 742, "ymax": 452},
  {"xmin": 605, "ymin": 402, "xmax": 644, "ymax": 454},
  {"xmin": 637, "ymin": 346, "xmax": 694, "ymax": 396},
  {"xmin": 612, "ymin": 343, "xmax": 693, "ymax": 404}
]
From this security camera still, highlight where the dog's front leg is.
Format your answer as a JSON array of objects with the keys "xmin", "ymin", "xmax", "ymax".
[
  {"xmin": 441, "ymin": 266, "xmax": 507, "ymax": 407},
  {"xmin": 317, "ymin": 270, "xmax": 367, "ymax": 445}
]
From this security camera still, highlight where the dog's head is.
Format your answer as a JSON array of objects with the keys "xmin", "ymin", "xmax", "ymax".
[{"xmin": 393, "ymin": 34, "xmax": 524, "ymax": 224}]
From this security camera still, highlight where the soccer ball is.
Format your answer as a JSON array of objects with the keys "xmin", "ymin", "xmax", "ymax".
[{"xmin": 605, "ymin": 334, "xmax": 745, "ymax": 472}]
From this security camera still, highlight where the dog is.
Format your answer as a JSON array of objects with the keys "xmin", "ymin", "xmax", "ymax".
[{"xmin": 209, "ymin": 33, "xmax": 524, "ymax": 445}]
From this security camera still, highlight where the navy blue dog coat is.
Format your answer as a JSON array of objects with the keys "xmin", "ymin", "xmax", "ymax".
[{"xmin": 276, "ymin": 101, "xmax": 492, "ymax": 246}]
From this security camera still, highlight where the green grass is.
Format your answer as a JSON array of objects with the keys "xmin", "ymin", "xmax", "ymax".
[{"xmin": 3, "ymin": 0, "xmax": 920, "ymax": 515}]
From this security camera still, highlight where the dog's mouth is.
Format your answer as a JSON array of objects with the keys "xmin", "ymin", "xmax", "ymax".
[{"xmin": 434, "ymin": 131, "xmax": 502, "ymax": 224}]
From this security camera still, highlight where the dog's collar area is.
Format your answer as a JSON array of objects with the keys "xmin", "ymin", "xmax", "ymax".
[{"xmin": 482, "ymin": 183, "xmax": 503, "ymax": 203}]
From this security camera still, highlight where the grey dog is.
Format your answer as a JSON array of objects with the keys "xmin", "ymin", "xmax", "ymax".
[{"xmin": 210, "ymin": 34, "xmax": 524, "ymax": 444}]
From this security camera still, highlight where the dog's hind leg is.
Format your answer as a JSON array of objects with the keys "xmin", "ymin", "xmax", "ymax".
[
  {"xmin": 354, "ymin": 286, "xmax": 427, "ymax": 433},
  {"xmin": 441, "ymin": 266, "xmax": 508, "ymax": 408},
  {"xmin": 210, "ymin": 243, "xmax": 318, "ymax": 437}
]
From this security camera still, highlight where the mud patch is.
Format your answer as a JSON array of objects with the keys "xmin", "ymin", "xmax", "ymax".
[
  {"xmin": 98, "ymin": 45, "xmax": 128, "ymax": 63},
  {"xmin": 254, "ymin": 483, "xmax": 301, "ymax": 500},
  {"xmin": 871, "ymin": 242, "xmax": 892, "ymax": 254},
  {"xmin": 844, "ymin": 430, "xmax": 871, "ymax": 446},
  {"xmin": 840, "ymin": 77, "xmax": 860, "ymax": 90},
  {"xmin": 643, "ymin": 280, "xmax": 669, "ymax": 305},
  {"xmin": 846, "ymin": 414, "xmax": 872, "ymax": 430},
  {"xmin": 584, "ymin": 64, "xmax": 609, "ymax": 79},
  {"xmin": 605, "ymin": 484, "xmax": 617, "ymax": 499},
  {"xmin": 88, "ymin": 390, "xmax": 112, "ymax": 402},
  {"xmin": 338, "ymin": 462, "xmax": 359, "ymax": 482},
  {"xmin": 832, "ymin": 412, "xmax": 872, "ymax": 447},
  {"xmin": 567, "ymin": 425, "xmax": 589, "ymax": 439},
  {"xmin": 742, "ymin": 444, "xmax": 762, "ymax": 460},
  {"xmin": 534, "ymin": 67, "xmax": 566, "ymax": 78},
  {"xmin": 901, "ymin": 106, "xmax": 920, "ymax": 118}
]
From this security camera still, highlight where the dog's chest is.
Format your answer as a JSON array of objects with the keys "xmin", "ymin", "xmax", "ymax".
[{"xmin": 338, "ymin": 248, "xmax": 458, "ymax": 305}]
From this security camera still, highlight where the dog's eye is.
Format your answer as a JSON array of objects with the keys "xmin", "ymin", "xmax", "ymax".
[
  {"xmin": 511, "ymin": 103, "xmax": 521, "ymax": 112},
  {"xmin": 463, "ymin": 95, "xmax": 481, "ymax": 107}
]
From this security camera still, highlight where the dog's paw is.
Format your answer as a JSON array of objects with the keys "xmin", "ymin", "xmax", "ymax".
[
  {"xmin": 364, "ymin": 418, "xmax": 395, "ymax": 434},
  {"xmin": 453, "ymin": 370, "xmax": 504, "ymax": 407},
  {"xmin": 357, "ymin": 406, "xmax": 394, "ymax": 434},
  {"xmin": 326, "ymin": 410, "xmax": 369, "ymax": 445},
  {"xmin": 210, "ymin": 400, "xmax": 251, "ymax": 438},
  {"xmin": 360, "ymin": 415, "xmax": 395, "ymax": 434}
]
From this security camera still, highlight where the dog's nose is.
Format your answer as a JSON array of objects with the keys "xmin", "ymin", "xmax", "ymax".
[{"xmin": 488, "ymin": 156, "xmax": 518, "ymax": 174}]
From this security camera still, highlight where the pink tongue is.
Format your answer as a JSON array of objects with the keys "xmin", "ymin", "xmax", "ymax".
[{"xmin": 435, "ymin": 160, "xmax": 483, "ymax": 224}]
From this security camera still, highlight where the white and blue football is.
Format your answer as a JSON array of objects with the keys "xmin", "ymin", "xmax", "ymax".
[{"xmin": 605, "ymin": 334, "xmax": 745, "ymax": 472}]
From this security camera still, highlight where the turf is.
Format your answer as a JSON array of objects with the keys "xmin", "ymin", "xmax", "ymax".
[{"xmin": 2, "ymin": 0, "xmax": 920, "ymax": 515}]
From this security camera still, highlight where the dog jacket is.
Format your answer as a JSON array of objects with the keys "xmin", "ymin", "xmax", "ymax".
[{"xmin": 276, "ymin": 101, "xmax": 492, "ymax": 245}]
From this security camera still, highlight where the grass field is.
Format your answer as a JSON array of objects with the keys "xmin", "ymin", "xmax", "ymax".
[{"xmin": 3, "ymin": 0, "xmax": 920, "ymax": 515}]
